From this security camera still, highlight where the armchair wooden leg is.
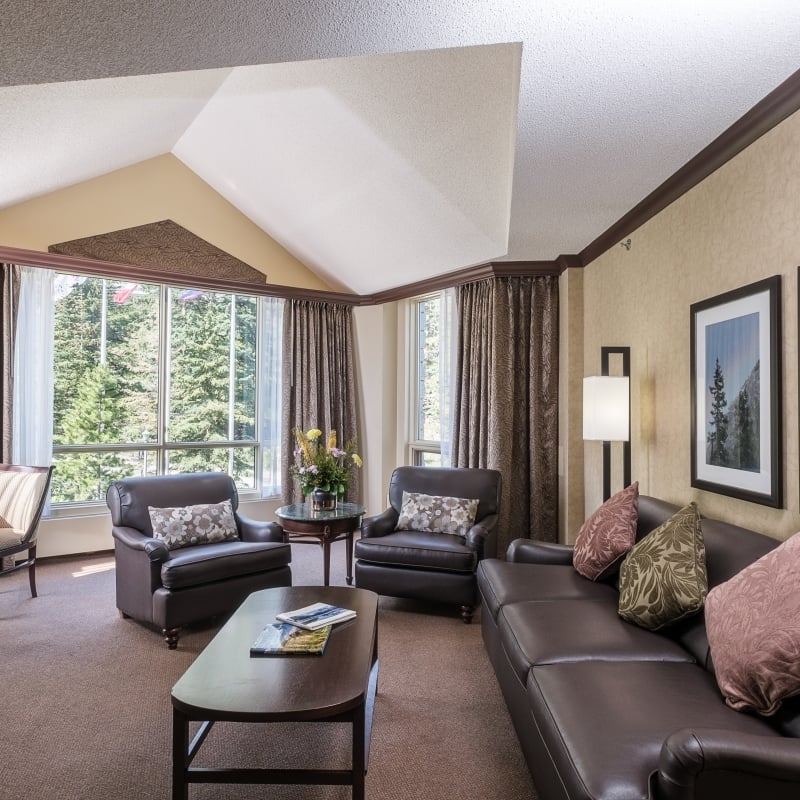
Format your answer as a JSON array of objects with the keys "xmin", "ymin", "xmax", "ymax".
[
  {"xmin": 460, "ymin": 605, "xmax": 474, "ymax": 624},
  {"xmin": 163, "ymin": 628, "xmax": 181, "ymax": 649},
  {"xmin": 28, "ymin": 547, "xmax": 37, "ymax": 598}
]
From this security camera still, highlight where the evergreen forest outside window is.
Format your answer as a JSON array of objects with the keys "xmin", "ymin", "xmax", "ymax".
[
  {"xmin": 49, "ymin": 274, "xmax": 282, "ymax": 506},
  {"xmin": 409, "ymin": 290, "xmax": 455, "ymax": 467}
]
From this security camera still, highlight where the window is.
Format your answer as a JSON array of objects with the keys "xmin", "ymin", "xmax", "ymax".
[
  {"xmin": 408, "ymin": 290, "xmax": 455, "ymax": 467},
  {"xmin": 17, "ymin": 271, "xmax": 283, "ymax": 507}
]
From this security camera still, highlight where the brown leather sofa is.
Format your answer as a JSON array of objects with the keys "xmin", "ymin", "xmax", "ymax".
[
  {"xmin": 477, "ymin": 495, "xmax": 800, "ymax": 800},
  {"xmin": 108, "ymin": 472, "xmax": 291, "ymax": 648},
  {"xmin": 354, "ymin": 466, "xmax": 501, "ymax": 622}
]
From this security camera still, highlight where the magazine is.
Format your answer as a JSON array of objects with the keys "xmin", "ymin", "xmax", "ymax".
[
  {"xmin": 250, "ymin": 622, "xmax": 331, "ymax": 656},
  {"xmin": 276, "ymin": 602, "xmax": 357, "ymax": 631}
]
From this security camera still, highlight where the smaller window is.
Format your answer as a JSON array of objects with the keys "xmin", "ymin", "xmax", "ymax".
[{"xmin": 408, "ymin": 291, "xmax": 455, "ymax": 466}]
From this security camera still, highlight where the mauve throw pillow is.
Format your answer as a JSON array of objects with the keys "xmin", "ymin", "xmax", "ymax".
[
  {"xmin": 572, "ymin": 482, "xmax": 639, "ymax": 580},
  {"xmin": 706, "ymin": 532, "xmax": 800, "ymax": 715}
]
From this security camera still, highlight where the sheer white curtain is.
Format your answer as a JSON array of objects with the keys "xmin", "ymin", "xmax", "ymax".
[
  {"xmin": 439, "ymin": 287, "xmax": 456, "ymax": 466},
  {"xmin": 260, "ymin": 296, "xmax": 284, "ymax": 496},
  {"xmin": 13, "ymin": 267, "xmax": 54, "ymax": 469}
]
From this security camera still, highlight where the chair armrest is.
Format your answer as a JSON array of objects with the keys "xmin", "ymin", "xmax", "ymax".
[
  {"xmin": 111, "ymin": 525, "xmax": 170, "ymax": 563},
  {"xmin": 466, "ymin": 513, "xmax": 498, "ymax": 559},
  {"xmin": 360, "ymin": 508, "xmax": 398, "ymax": 538},
  {"xmin": 657, "ymin": 728, "xmax": 800, "ymax": 800},
  {"xmin": 506, "ymin": 538, "xmax": 574, "ymax": 565},
  {"xmin": 237, "ymin": 514, "xmax": 284, "ymax": 544}
]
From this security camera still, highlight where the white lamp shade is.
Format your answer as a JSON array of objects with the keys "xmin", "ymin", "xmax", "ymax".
[{"xmin": 583, "ymin": 376, "xmax": 630, "ymax": 441}]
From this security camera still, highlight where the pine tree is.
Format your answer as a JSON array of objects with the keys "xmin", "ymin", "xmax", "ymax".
[
  {"xmin": 737, "ymin": 385, "xmax": 757, "ymax": 470},
  {"xmin": 707, "ymin": 358, "xmax": 728, "ymax": 466}
]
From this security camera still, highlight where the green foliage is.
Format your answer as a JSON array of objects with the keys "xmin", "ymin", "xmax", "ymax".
[
  {"xmin": 51, "ymin": 277, "xmax": 259, "ymax": 503},
  {"xmin": 707, "ymin": 358, "xmax": 728, "ymax": 465}
]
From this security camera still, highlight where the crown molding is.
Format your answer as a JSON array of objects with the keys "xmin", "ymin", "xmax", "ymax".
[{"xmin": 580, "ymin": 65, "xmax": 800, "ymax": 267}]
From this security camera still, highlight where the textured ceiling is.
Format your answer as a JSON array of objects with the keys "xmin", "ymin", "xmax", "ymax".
[{"xmin": 2, "ymin": 2, "xmax": 800, "ymax": 293}]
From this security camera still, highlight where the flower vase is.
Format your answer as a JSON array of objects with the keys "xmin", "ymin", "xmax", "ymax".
[{"xmin": 311, "ymin": 488, "xmax": 337, "ymax": 511}]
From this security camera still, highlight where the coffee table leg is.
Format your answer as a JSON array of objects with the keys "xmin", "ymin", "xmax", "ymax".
[
  {"xmin": 172, "ymin": 707, "xmax": 189, "ymax": 800},
  {"xmin": 352, "ymin": 701, "xmax": 366, "ymax": 800}
]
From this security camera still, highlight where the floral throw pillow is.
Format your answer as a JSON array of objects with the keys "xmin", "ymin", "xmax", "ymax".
[
  {"xmin": 618, "ymin": 502, "xmax": 707, "ymax": 631},
  {"xmin": 705, "ymin": 532, "xmax": 800, "ymax": 715},
  {"xmin": 148, "ymin": 500, "xmax": 239, "ymax": 551},
  {"xmin": 572, "ymin": 482, "xmax": 639, "ymax": 580},
  {"xmin": 395, "ymin": 491, "xmax": 479, "ymax": 537}
]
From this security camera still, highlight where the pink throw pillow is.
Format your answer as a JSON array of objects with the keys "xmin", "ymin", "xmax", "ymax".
[
  {"xmin": 573, "ymin": 482, "xmax": 638, "ymax": 580},
  {"xmin": 706, "ymin": 532, "xmax": 800, "ymax": 715}
]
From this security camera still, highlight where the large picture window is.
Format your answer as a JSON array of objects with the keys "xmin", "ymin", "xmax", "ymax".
[{"xmin": 26, "ymin": 272, "xmax": 282, "ymax": 506}]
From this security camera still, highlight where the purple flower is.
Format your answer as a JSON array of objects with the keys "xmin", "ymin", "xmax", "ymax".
[{"xmin": 331, "ymin": 448, "xmax": 345, "ymax": 457}]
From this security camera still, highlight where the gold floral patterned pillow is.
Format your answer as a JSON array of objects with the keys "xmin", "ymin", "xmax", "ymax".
[
  {"xmin": 618, "ymin": 502, "xmax": 708, "ymax": 631},
  {"xmin": 395, "ymin": 491, "xmax": 479, "ymax": 537},
  {"xmin": 148, "ymin": 500, "xmax": 239, "ymax": 550}
]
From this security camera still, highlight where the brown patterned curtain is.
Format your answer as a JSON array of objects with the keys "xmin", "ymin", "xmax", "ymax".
[
  {"xmin": 452, "ymin": 275, "xmax": 559, "ymax": 551},
  {"xmin": 281, "ymin": 300, "xmax": 361, "ymax": 504},
  {"xmin": 0, "ymin": 264, "xmax": 20, "ymax": 465}
]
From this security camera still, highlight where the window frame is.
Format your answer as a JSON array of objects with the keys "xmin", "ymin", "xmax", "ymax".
[{"xmin": 47, "ymin": 273, "xmax": 280, "ymax": 513}]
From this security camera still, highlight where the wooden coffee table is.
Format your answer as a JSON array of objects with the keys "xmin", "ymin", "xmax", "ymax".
[{"xmin": 171, "ymin": 585, "xmax": 379, "ymax": 799}]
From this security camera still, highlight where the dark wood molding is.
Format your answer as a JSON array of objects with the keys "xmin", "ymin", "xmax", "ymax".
[
  {"xmin": 580, "ymin": 66, "xmax": 800, "ymax": 267},
  {"xmin": 0, "ymin": 245, "xmax": 560, "ymax": 306}
]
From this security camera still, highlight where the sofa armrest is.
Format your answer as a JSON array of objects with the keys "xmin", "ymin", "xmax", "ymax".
[
  {"xmin": 112, "ymin": 525, "xmax": 170, "ymax": 563},
  {"xmin": 466, "ymin": 512, "xmax": 498, "ymax": 559},
  {"xmin": 237, "ymin": 514, "xmax": 284, "ymax": 544},
  {"xmin": 506, "ymin": 538, "xmax": 574, "ymax": 565},
  {"xmin": 360, "ymin": 507, "xmax": 398, "ymax": 538},
  {"xmin": 657, "ymin": 728, "xmax": 800, "ymax": 800}
]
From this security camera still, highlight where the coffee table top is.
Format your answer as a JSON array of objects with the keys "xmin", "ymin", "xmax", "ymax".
[
  {"xmin": 171, "ymin": 586, "xmax": 378, "ymax": 722},
  {"xmin": 275, "ymin": 502, "xmax": 366, "ymax": 522}
]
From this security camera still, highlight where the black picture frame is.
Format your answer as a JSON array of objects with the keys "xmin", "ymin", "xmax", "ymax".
[{"xmin": 690, "ymin": 275, "xmax": 782, "ymax": 508}]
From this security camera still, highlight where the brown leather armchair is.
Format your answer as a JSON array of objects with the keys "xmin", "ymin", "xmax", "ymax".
[
  {"xmin": 354, "ymin": 466, "xmax": 502, "ymax": 622},
  {"xmin": 107, "ymin": 472, "xmax": 291, "ymax": 648}
]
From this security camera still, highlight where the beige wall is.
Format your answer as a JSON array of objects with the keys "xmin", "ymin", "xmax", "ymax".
[
  {"xmin": 575, "ymin": 106, "xmax": 800, "ymax": 541},
  {"xmin": 0, "ymin": 153, "xmax": 329, "ymax": 291}
]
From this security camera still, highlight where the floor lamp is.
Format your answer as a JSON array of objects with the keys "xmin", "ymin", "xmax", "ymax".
[{"xmin": 583, "ymin": 347, "xmax": 631, "ymax": 502}]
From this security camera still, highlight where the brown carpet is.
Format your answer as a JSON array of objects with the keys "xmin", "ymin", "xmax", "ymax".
[{"xmin": 0, "ymin": 539, "xmax": 536, "ymax": 800}]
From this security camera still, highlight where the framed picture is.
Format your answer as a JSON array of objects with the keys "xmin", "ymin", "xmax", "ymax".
[{"xmin": 690, "ymin": 275, "xmax": 782, "ymax": 507}]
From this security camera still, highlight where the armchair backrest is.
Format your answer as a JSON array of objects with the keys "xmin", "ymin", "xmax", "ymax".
[
  {"xmin": 388, "ymin": 466, "xmax": 502, "ymax": 523},
  {"xmin": 0, "ymin": 464, "xmax": 53, "ymax": 543},
  {"xmin": 106, "ymin": 472, "xmax": 239, "ymax": 536}
]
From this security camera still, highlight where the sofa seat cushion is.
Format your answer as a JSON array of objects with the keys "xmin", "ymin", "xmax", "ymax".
[
  {"xmin": 354, "ymin": 531, "xmax": 477, "ymax": 573},
  {"xmin": 477, "ymin": 559, "xmax": 618, "ymax": 621},
  {"xmin": 499, "ymin": 600, "xmax": 695, "ymax": 684},
  {"xmin": 161, "ymin": 540, "xmax": 291, "ymax": 590},
  {"xmin": 527, "ymin": 660, "xmax": 778, "ymax": 800}
]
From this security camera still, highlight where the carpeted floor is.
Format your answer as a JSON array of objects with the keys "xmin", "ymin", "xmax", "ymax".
[{"xmin": 0, "ymin": 538, "xmax": 536, "ymax": 800}]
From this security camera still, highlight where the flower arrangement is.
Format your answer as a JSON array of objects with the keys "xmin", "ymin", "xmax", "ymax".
[{"xmin": 290, "ymin": 427, "xmax": 363, "ymax": 498}]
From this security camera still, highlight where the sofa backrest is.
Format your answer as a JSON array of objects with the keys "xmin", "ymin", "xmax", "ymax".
[
  {"xmin": 106, "ymin": 472, "xmax": 239, "ymax": 536},
  {"xmin": 388, "ymin": 466, "xmax": 502, "ymax": 524},
  {"xmin": 638, "ymin": 494, "xmax": 781, "ymax": 663}
]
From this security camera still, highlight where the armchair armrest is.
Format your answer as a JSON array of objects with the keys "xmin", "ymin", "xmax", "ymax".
[
  {"xmin": 506, "ymin": 538, "xmax": 574, "ymax": 565},
  {"xmin": 657, "ymin": 728, "xmax": 800, "ymax": 800},
  {"xmin": 361, "ymin": 507, "xmax": 398, "ymax": 538},
  {"xmin": 111, "ymin": 525, "xmax": 170, "ymax": 563},
  {"xmin": 466, "ymin": 513, "xmax": 498, "ymax": 559},
  {"xmin": 237, "ymin": 514, "xmax": 284, "ymax": 544}
]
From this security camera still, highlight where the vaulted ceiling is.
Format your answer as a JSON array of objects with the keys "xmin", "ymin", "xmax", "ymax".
[{"xmin": 2, "ymin": 2, "xmax": 800, "ymax": 294}]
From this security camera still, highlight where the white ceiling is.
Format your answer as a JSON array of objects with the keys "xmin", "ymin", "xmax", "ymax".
[{"xmin": 2, "ymin": 1, "xmax": 800, "ymax": 294}]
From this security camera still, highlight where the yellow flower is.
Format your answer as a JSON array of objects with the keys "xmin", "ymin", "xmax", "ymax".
[
  {"xmin": 327, "ymin": 430, "xmax": 337, "ymax": 450},
  {"xmin": 306, "ymin": 428, "xmax": 323, "ymax": 441},
  {"xmin": 352, "ymin": 453, "xmax": 363, "ymax": 468}
]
